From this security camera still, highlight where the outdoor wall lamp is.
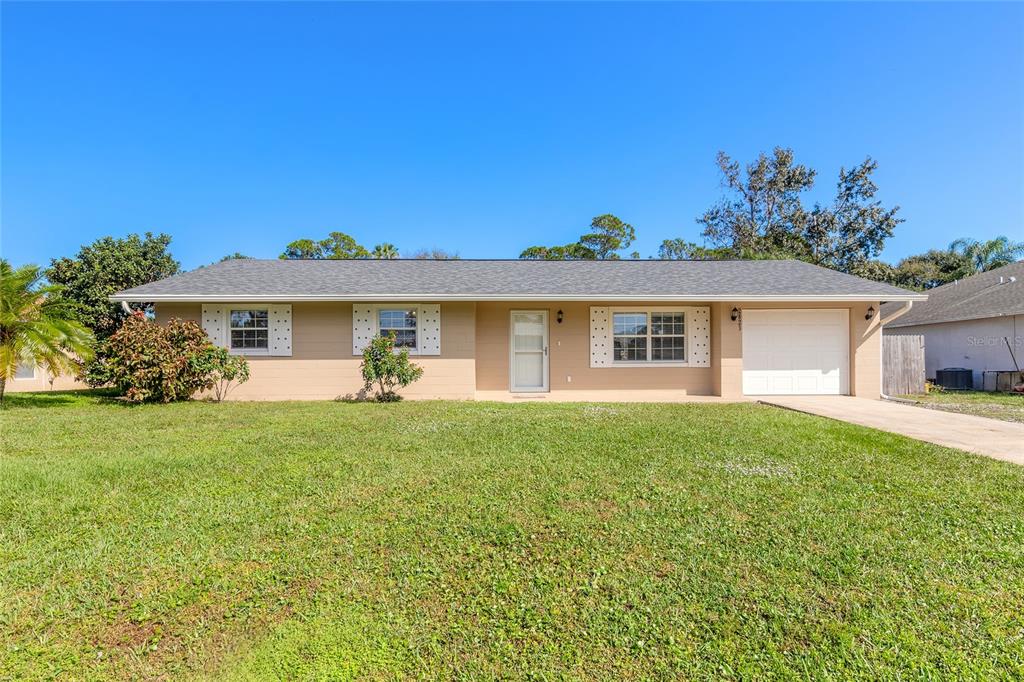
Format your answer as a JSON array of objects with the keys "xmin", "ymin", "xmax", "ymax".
[
  {"xmin": 865, "ymin": 306, "xmax": 875, "ymax": 321},
  {"xmin": 730, "ymin": 307, "xmax": 740, "ymax": 322},
  {"xmin": 556, "ymin": 309, "xmax": 564, "ymax": 324}
]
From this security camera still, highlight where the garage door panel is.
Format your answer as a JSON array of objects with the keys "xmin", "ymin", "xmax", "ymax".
[{"xmin": 742, "ymin": 309, "xmax": 850, "ymax": 396}]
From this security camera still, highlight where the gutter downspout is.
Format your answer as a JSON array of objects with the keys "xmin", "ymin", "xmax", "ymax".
[
  {"xmin": 121, "ymin": 301, "xmax": 133, "ymax": 315},
  {"xmin": 879, "ymin": 300, "xmax": 915, "ymax": 401},
  {"xmin": 880, "ymin": 300, "xmax": 913, "ymax": 327}
]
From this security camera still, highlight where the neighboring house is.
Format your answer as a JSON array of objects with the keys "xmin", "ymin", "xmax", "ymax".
[
  {"xmin": 883, "ymin": 260, "xmax": 1024, "ymax": 389},
  {"xmin": 103, "ymin": 259, "xmax": 922, "ymax": 401}
]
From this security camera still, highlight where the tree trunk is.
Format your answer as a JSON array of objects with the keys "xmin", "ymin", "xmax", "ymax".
[{"xmin": 0, "ymin": 377, "xmax": 6, "ymax": 404}]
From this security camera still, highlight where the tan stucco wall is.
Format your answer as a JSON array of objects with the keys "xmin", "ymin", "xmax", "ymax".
[
  {"xmin": 153, "ymin": 299, "xmax": 883, "ymax": 401},
  {"xmin": 5, "ymin": 370, "xmax": 88, "ymax": 393},
  {"xmin": 156, "ymin": 302, "xmax": 476, "ymax": 400},
  {"xmin": 475, "ymin": 301, "xmax": 716, "ymax": 394}
]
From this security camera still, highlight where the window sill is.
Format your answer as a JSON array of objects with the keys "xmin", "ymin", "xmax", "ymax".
[
  {"xmin": 230, "ymin": 349, "xmax": 270, "ymax": 357},
  {"xmin": 609, "ymin": 361, "xmax": 694, "ymax": 368}
]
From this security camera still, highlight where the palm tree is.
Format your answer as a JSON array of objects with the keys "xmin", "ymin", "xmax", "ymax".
[
  {"xmin": 949, "ymin": 236, "xmax": 1024, "ymax": 274},
  {"xmin": 371, "ymin": 243, "xmax": 400, "ymax": 259},
  {"xmin": 0, "ymin": 260, "xmax": 94, "ymax": 403}
]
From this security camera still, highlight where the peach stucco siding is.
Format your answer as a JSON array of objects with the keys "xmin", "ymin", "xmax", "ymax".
[
  {"xmin": 156, "ymin": 302, "xmax": 477, "ymax": 400},
  {"xmin": 151, "ymin": 299, "xmax": 882, "ymax": 401},
  {"xmin": 475, "ymin": 301, "xmax": 715, "ymax": 394},
  {"xmin": 5, "ymin": 370, "xmax": 88, "ymax": 393}
]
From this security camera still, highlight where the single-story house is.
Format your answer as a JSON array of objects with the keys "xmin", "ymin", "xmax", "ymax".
[
  {"xmin": 883, "ymin": 260, "xmax": 1023, "ymax": 389},
  {"xmin": 100, "ymin": 258, "xmax": 923, "ymax": 401}
]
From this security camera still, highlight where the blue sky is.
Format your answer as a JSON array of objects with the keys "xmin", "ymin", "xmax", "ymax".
[{"xmin": 3, "ymin": 2, "xmax": 1022, "ymax": 270}]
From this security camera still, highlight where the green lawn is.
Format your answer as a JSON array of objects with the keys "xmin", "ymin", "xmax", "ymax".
[
  {"xmin": 2, "ymin": 392, "xmax": 1023, "ymax": 679},
  {"xmin": 899, "ymin": 390, "xmax": 1024, "ymax": 424}
]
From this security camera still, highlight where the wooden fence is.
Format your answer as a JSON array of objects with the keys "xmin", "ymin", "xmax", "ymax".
[{"xmin": 883, "ymin": 334, "xmax": 926, "ymax": 396}]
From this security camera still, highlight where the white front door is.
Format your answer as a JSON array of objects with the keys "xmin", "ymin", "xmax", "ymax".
[
  {"xmin": 742, "ymin": 309, "xmax": 850, "ymax": 395},
  {"xmin": 510, "ymin": 310, "xmax": 549, "ymax": 392}
]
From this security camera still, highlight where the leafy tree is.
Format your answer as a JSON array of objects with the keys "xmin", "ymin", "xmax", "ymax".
[
  {"xmin": 659, "ymin": 239, "xmax": 736, "ymax": 261},
  {"xmin": 189, "ymin": 346, "xmax": 250, "ymax": 402},
  {"xmin": 281, "ymin": 232, "xmax": 404, "ymax": 260},
  {"xmin": 578, "ymin": 214, "xmax": 636, "ymax": 259},
  {"xmin": 949, "ymin": 236, "xmax": 1024, "ymax": 274},
  {"xmin": 691, "ymin": 149, "xmax": 901, "ymax": 273},
  {"xmin": 889, "ymin": 249, "xmax": 971, "ymax": 290},
  {"xmin": 46, "ymin": 233, "xmax": 180, "ymax": 338},
  {"xmin": 862, "ymin": 236, "xmax": 1022, "ymax": 291},
  {"xmin": 360, "ymin": 333, "xmax": 424, "ymax": 402},
  {"xmin": 658, "ymin": 238, "xmax": 794, "ymax": 261},
  {"xmin": 371, "ymin": 243, "xmax": 400, "ymax": 259},
  {"xmin": 802, "ymin": 158, "xmax": 904, "ymax": 273},
  {"xmin": 408, "ymin": 248, "xmax": 460, "ymax": 260},
  {"xmin": 281, "ymin": 231, "xmax": 371, "ymax": 259},
  {"xmin": 280, "ymin": 239, "xmax": 325, "ymax": 259},
  {"xmin": 520, "ymin": 214, "xmax": 635, "ymax": 260},
  {"xmin": 0, "ymin": 261, "xmax": 94, "ymax": 403},
  {"xmin": 698, "ymin": 148, "xmax": 814, "ymax": 257},
  {"xmin": 220, "ymin": 253, "xmax": 252, "ymax": 262},
  {"xmin": 519, "ymin": 243, "xmax": 593, "ymax": 260}
]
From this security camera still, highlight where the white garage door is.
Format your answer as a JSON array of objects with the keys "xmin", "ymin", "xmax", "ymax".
[{"xmin": 742, "ymin": 309, "xmax": 850, "ymax": 395}]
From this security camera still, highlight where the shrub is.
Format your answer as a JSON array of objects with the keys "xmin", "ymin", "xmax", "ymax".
[
  {"xmin": 360, "ymin": 333, "xmax": 424, "ymax": 402},
  {"xmin": 189, "ymin": 346, "xmax": 251, "ymax": 402},
  {"xmin": 86, "ymin": 313, "xmax": 248, "ymax": 403}
]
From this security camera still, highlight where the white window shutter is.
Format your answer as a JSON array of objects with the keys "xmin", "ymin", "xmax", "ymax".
[
  {"xmin": 353, "ymin": 304, "xmax": 375, "ymax": 355},
  {"xmin": 590, "ymin": 306, "xmax": 611, "ymax": 367},
  {"xmin": 687, "ymin": 306, "xmax": 710, "ymax": 366},
  {"xmin": 201, "ymin": 304, "xmax": 226, "ymax": 348},
  {"xmin": 418, "ymin": 304, "xmax": 441, "ymax": 355},
  {"xmin": 269, "ymin": 304, "xmax": 292, "ymax": 356}
]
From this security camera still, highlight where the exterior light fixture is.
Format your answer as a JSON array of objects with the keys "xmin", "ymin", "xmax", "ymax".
[
  {"xmin": 730, "ymin": 307, "xmax": 740, "ymax": 322},
  {"xmin": 865, "ymin": 306, "xmax": 875, "ymax": 321},
  {"xmin": 556, "ymin": 309, "xmax": 564, "ymax": 324}
]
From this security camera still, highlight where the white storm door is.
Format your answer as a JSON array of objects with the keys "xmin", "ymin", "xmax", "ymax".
[
  {"xmin": 510, "ymin": 311, "xmax": 549, "ymax": 392},
  {"xmin": 742, "ymin": 309, "xmax": 850, "ymax": 395}
]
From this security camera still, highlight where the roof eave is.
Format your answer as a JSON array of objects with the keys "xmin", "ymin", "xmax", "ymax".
[
  {"xmin": 110, "ymin": 293, "xmax": 928, "ymax": 303},
  {"xmin": 886, "ymin": 308, "xmax": 1024, "ymax": 328}
]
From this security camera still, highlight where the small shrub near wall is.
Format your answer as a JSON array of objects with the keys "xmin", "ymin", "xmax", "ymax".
[
  {"xmin": 86, "ymin": 312, "xmax": 249, "ymax": 403},
  {"xmin": 360, "ymin": 333, "xmax": 424, "ymax": 402}
]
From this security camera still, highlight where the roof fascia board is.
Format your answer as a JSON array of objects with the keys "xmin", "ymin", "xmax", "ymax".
[{"xmin": 111, "ymin": 293, "xmax": 927, "ymax": 303}]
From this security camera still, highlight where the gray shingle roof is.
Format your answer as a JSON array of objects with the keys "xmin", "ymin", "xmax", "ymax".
[
  {"xmin": 884, "ymin": 260, "xmax": 1024, "ymax": 328},
  {"xmin": 111, "ymin": 258, "xmax": 924, "ymax": 301}
]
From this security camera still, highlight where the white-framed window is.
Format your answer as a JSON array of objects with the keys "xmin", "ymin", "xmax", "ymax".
[
  {"xmin": 229, "ymin": 309, "xmax": 269, "ymax": 353},
  {"xmin": 378, "ymin": 308, "xmax": 418, "ymax": 350},
  {"xmin": 14, "ymin": 362, "xmax": 36, "ymax": 380},
  {"xmin": 611, "ymin": 309, "xmax": 686, "ymax": 364}
]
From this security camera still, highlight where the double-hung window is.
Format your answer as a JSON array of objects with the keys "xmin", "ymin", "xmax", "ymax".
[
  {"xmin": 229, "ymin": 309, "xmax": 269, "ymax": 352},
  {"xmin": 14, "ymin": 362, "xmax": 35, "ymax": 380},
  {"xmin": 378, "ymin": 309, "xmax": 418, "ymax": 349},
  {"xmin": 612, "ymin": 310, "xmax": 686, "ymax": 363}
]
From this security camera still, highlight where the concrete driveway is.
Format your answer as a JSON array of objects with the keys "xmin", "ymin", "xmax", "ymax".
[{"xmin": 760, "ymin": 396, "xmax": 1024, "ymax": 465}]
